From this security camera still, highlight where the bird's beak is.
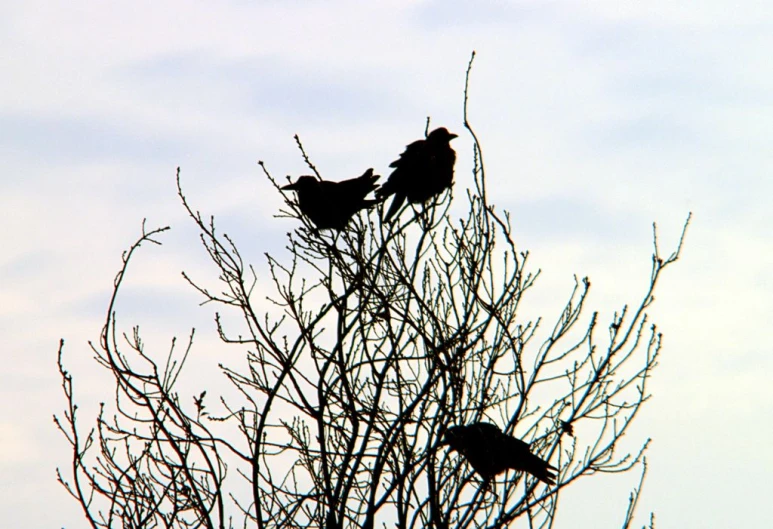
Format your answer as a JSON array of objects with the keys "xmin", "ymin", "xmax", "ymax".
[
  {"xmin": 281, "ymin": 182, "xmax": 299, "ymax": 191},
  {"xmin": 449, "ymin": 133, "xmax": 459, "ymax": 139}
]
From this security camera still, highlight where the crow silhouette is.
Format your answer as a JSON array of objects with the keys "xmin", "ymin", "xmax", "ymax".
[
  {"xmin": 376, "ymin": 127, "xmax": 458, "ymax": 221},
  {"xmin": 441, "ymin": 422, "xmax": 557, "ymax": 486},
  {"xmin": 282, "ymin": 168, "xmax": 380, "ymax": 230}
]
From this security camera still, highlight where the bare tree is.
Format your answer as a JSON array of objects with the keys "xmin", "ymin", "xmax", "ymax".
[{"xmin": 56, "ymin": 55, "xmax": 689, "ymax": 529}]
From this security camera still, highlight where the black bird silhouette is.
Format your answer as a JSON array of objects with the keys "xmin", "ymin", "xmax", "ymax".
[
  {"xmin": 376, "ymin": 127, "xmax": 458, "ymax": 221},
  {"xmin": 282, "ymin": 168, "xmax": 380, "ymax": 230},
  {"xmin": 440, "ymin": 422, "xmax": 557, "ymax": 486}
]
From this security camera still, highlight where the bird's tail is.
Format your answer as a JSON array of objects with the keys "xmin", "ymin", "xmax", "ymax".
[
  {"xmin": 382, "ymin": 193, "xmax": 406, "ymax": 222},
  {"xmin": 356, "ymin": 168, "xmax": 380, "ymax": 190},
  {"xmin": 524, "ymin": 453, "xmax": 558, "ymax": 486}
]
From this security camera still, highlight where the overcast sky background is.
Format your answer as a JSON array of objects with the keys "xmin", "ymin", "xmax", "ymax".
[{"xmin": 1, "ymin": 1, "xmax": 771, "ymax": 527}]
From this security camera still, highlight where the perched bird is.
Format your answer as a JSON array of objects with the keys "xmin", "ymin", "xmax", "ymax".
[
  {"xmin": 440, "ymin": 422, "xmax": 557, "ymax": 486},
  {"xmin": 282, "ymin": 168, "xmax": 380, "ymax": 230},
  {"xmin": 376, "ymin": 127, "xmax": 458, "ymax": 221}
]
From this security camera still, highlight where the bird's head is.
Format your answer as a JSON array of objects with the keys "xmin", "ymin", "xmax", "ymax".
[
  {"xmin": 427, "ymin": 127, "xmax": 459, "ymax": 143},
  {"xmin": 438, "ymin": 424, "xmax": 467, "ymax": 452},
  {"xmin": 282, "ymin": 175, "xmax": 319, "ymax": 192}
]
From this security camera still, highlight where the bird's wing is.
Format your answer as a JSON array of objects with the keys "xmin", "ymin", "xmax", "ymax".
[
  {"xmin": 389, "ymin": 138, "xmax": 429, "ymax": 169},
  {"xmin": 377, "ymin": 136, "xmax": 430, "ymax": 219}
]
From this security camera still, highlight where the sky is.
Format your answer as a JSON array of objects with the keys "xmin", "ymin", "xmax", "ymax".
[{"xmin": 1, "ymin": 1, "xmax": 771, "ymax": 527}]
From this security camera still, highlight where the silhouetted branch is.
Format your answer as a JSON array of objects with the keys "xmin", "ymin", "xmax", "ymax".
[{"xmin": 57, "ymin": 59, "xmax": 687, "ymax": 529}]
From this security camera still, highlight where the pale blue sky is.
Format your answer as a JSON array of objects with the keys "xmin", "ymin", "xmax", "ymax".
[{"xmin": 1, "ymin": 1, "xmax": 771, "ymax": 527}]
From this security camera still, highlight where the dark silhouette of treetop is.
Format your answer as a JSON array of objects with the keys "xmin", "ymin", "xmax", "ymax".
[
  {"xmin": 55, "ymin": 53, "xmax": 689, "ymax": 529},
  {"xmin": 282, "ymin": 168, "xmax": 380, "ymax": 230},
  {"xmin": 377, "ymin": 126, "xmax": 458, "ymax": 221}
]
